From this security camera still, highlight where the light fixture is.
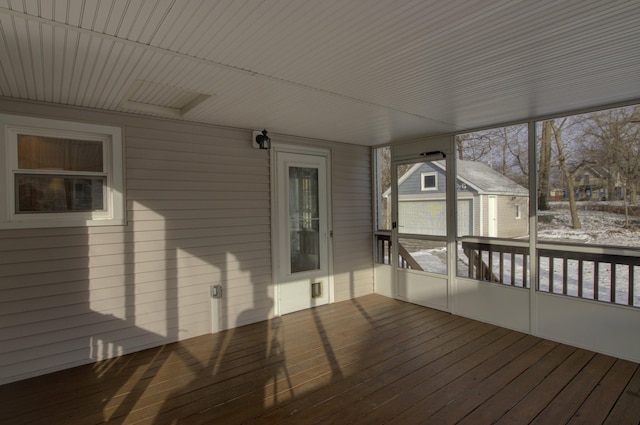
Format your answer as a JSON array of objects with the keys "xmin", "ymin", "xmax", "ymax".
[
  {"xmin": 253, "ymin": 129, "xmax": 271, "ymax": 150},
  {"xmin": 419, "ymin": 150, "xmax": 446, "ymax": 160}
]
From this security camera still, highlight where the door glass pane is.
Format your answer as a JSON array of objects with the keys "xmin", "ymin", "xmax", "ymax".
[
  {"xmin": 397, "ymin": 161, "xmax": 446, "ymax": 236},
  {"xmin": 289, "ymin": 167, "xmax": 320, "ymax": 273}
]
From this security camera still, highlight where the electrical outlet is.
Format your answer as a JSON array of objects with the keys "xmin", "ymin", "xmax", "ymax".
[{"xmin": 210, "ymin": 285, "xmax": 223, "ymax": 299}]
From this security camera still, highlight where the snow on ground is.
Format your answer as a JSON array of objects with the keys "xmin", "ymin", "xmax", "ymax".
[
  {"xmin": 406, "ymin": 203, "xmax": 640, "ymax": 306},
  {"xmin": 538, "ymin": 202, "xmax": 640, "ymax": 247},
  {"xmin": 410, "ymin": 247, "xmax": 447, "ymax": 275}
]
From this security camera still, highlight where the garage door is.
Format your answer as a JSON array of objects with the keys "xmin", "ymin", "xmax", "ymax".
[{"xmin": 399, "ymin": 199, "xmax": 472, "ymax": 236}]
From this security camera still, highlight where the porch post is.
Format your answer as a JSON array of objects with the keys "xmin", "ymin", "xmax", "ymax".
[{"xmin": 528, "ymin": 120, "xmax": 538, "ymax": 335}]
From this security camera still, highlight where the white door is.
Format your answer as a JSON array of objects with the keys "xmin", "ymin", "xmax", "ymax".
[
  {"xmin": 488, "ymin": 196, "xmax": 498, "ymax": 237},
  {"xmin": 273, "ymin": 148, "xmax": 332, "ymax": 315}
]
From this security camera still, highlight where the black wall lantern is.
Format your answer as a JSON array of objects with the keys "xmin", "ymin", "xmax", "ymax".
[{"xmin": 254, "ymin": 129, "xmax": 271, "ymax": 150}]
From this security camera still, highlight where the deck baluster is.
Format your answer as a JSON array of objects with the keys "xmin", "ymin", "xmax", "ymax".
[
  {"xmin": 594, "ymin": 262, "xmax": 600, "ymax": 300},
  {"xmin": 488, "ymin": 249, "xmax": 493, "ymax": 281},
  {"xmin": 499, "ymin": 252, "xmax": 504, "ymax": 284},
  {"xmin": 563, "ymin": 258, "xmax": 568, "ymax": 295},
  {"xmin": 578, "ymin": 260, "xmax": 584, "ymax": 298},
  {"xmin": 630, "ymin": 266, "xmax": 635, "ymax": 306},
  {"xmin": 549, "ymin": 257, "xmax": 554, "ymax": 293},
  {"xmin": 611, "ymin": 263, "xmax": 616, "ymax": 303}
]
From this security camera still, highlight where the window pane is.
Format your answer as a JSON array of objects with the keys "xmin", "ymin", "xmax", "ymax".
[
  {"xmin": 289, "ymin": 167, "xmax": 320, "ymax": 273},
  {"xmin": 18, "ymin": 135, "xmax": 103, "ymax": 172},
  {"xmin": 536, "ymin": 106, "xmax": 640, "ymax": 249},
  {"xmin": 16, "ymin": 174, "xmax": 105, "ymax": 213},
  {"xmin": 455, "ymin": 124, "xmax": 529, "ymax": 238}
]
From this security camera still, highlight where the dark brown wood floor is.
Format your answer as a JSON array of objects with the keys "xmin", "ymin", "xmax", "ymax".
[{"xmin": 1, "ymin": 294, "xmax": 639, "ymax": 424}]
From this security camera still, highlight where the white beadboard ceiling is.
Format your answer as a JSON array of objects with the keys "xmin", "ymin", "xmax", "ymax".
[{"xmin": 0, "ymin": 0, "xmax": 639, "ymax": 146}]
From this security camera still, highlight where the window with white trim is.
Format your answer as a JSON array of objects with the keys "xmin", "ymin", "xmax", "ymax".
[
  {"xmin": 0, "ymin": 114, "xmax": 124, "ymax": 228},
  {"xmin": 420, "ymin": 172, "xmax": 438, "ymax": 191}
]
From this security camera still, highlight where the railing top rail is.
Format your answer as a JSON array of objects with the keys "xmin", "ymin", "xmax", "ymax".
[
  {"xmin": 461, "ymin": 242, "xmax": 529, "ymax": 255},
  {"xmin": 374, "ymin": 231, "xmax": 391, "ymax": 238},
  {"xmin": 537, "ymin": 240, "xmax": 640, "ymax": 259},
  {"xmin": 457, "ymin": 236, "xmax": 530, "ymax": 248},
  {"xmin": 398, "ymin": 233, "xmax": 447, "ymax": 242},
  {"xmin": 536, "ymin": 248, "xmax": 640, "ymax": 265}
]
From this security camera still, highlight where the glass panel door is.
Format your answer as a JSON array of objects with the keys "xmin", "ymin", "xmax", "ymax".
[{"xmin": 274, "ymin": 149, "xmax": 331, "ymax": 315}]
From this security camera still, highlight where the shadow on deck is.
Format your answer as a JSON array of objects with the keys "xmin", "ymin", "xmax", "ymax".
[{"xmin": 0, "ymin": 294, "xmax": 639, "ymax": 424}]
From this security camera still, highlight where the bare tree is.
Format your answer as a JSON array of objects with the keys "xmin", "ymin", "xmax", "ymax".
[
  {"xmin": 538, "ymin": 121, "xmax": 553, "ymax": 210},
  {"xmin": 550, "ymin": 118, "xmax": 587, "ymax": 229},
  {"xmin": 456, "ymin": 132, "xmax": 491, "ymax": 161},
  {"xmin": 582, "ymin": 107, "xmax": 640, "ymax": 226},
  {"xmin": 506, "ymin": 131, "xmax": 529, "ymax": 180},
  {"xmin": 456, "ymin": 125, "xmax": 529, "ymax": 187},
  {"xmin": 499, "ymin": 125, "xmax": 529, "ymax": 186}
]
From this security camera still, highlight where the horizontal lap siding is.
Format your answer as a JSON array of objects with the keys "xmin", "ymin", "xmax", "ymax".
[
  {"xmin": 0, "ymin": 100, "xmax": 374, "ymax": 385},
  {"xmin": 125, "ymin": 121, "xmax": 273, "ymax": 346},
  {"xmin": 0, "ymin": 102, "xmax": 271, "ymax": 384},
  {"xmin": 277, "ymin": 136, "xmax": 374, "ymax": 302}
]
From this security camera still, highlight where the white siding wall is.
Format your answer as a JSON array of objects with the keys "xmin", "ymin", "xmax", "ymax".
[
  {"xmin": 331, "ymin": 146, "xmax": 373, "ymax": 301},
  {"xmin": 0, "ymin": 99, "xmax": 373, "ymax": 384},
  {"xmin": 496, "ymin": 195, "xmax": 529, "ymax": 238}
]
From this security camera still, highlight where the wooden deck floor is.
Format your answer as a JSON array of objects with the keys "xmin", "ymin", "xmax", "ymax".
[{"xmin": 1, "ymin": 294, "xmax": 639, "ymax": 424}]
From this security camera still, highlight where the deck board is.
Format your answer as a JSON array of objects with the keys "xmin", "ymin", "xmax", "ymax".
[{"xmin": 0, "ymin": 294, "xmax": 638, "ymax": 425}]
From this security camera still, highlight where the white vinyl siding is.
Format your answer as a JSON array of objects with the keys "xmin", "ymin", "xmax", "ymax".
[
  {"xmin": 0, "ymin": 99, "xmax": 373, "ymax": 384},
  {"xmin": 332, "ymin": 150, "xmax": 373, "ymax": 301}
]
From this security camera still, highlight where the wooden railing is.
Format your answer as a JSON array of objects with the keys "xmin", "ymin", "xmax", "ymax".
[
  {"xmin": 376, "ymin": 234, "xmax": 639, "ymax": 307},
  {"xmin": 460, "ymin": 238, "xmax": 530, "ymax": 288},
  {"xmin": 374, "ymin": 233, "xmax": 423, "ymax": 270},
  {"xmin": 398, "ymin": 242, "xmax": 424, "ymax": 270},
  {"xmin": 537, "ymin": 241, "xmax": 640, "ymax": 307},
  {"xmin": 374, "ymin": 233, "xmax": 392, "ymax": 265},
  {"xmin": 460, "ymin": 237, "xmax": 639, "ymax": 307}
]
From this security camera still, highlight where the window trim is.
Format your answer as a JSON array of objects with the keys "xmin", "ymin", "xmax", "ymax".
[
  {"xmin": 420, "ymin": 172, "xmax": 438, "ymax": 191},
  {"xmin": 0, "ymin": 113, "xmax": 124, "ymax": 228}
]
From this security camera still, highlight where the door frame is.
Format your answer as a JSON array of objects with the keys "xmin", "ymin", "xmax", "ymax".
[
  {"xmin": 270, "ymin": 143, "xmax": 334, "ymax": 316},
  {"xmin": 487, "ymin": 195, "xmax": 498, "ymax": 237}
]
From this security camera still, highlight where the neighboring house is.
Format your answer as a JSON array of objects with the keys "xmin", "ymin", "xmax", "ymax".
[
  {"xmin": 387, "ymin": 160, "xmax": 529, "ymax": 238},
  {"xmin": 574, "ymin": 165, "xmax": 619, "ymax": 201},
  {"xmin": 551, "ymin": 165, "xmax": 625, "ymax": 201}
]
